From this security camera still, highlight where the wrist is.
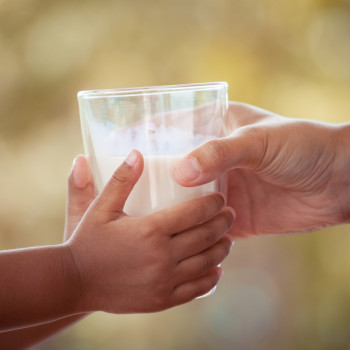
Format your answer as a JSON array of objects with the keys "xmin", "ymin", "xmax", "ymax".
[
  {"xmin": 0, "ymin": 244, "xmax": 87, "ymax": 331},
  {"xmin": 333, "ymin": 123, "xmax": 350, "ymax": 223},
  {"xmin": 61, "ymin": 243, "xmax": 87, "ymax": 314}
]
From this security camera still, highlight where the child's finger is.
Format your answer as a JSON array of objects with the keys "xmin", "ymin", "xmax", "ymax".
[
  {"xmin": 174, "ymin": 235, "xmax": 233, "ymax": 285},
  {"xmin": 92, "ymin": 150, "xmax": 144, "ymax": 216},
  {"xmin": 151, "ymin": 193, "xmax": 225, "ymax": 235},
  {"xmin": 170, "ymin": 267, "xmax": 223, "ymax": 305},
  {"xmin": 170, "ymin": 207, "xmax": 234, "ymax": 262},
  {"xmin": 64, "ymin": 155, "xmax": 95, "ymax": 241}
]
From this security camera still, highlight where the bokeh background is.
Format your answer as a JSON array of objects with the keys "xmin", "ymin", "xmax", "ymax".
[{"xmin": 1, "ymin": 0, "xmax": 350, "ymax": 349}]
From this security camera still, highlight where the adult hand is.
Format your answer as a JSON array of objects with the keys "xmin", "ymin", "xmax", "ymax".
[{"xmin": 173, "ymin": 102, "xmax": 350, "ymax": 238}]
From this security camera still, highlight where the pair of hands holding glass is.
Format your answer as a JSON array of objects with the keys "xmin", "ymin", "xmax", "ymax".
[
  {"xmin": 1, "ymin": 101, "xmax": 349, "ymax": 349},
  {"xmin": 66, "ymin": 101, "xmax": 350, "ymax": 319}
]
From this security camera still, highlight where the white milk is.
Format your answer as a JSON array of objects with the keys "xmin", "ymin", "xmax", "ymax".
[{"xmin": 95, "ymin": 155, "xmax": 224, "ymax": 216}]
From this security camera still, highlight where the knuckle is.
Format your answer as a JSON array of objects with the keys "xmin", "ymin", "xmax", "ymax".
[
  {"xmin": 188, "ymin": 202, "xmax": 204, "ymax": 219},
  {"xmin": 202, "ymin": 229, "xmax": 217, "ymax": 245},
  {"xmin": 221, "ymin": 238, "xmax": 232, "ymax": 256},
  {"xmin": 148, "ymin": 267, "xmax": 174, "ymax": 311},
  {"xmin": 148, "ymin": 285, "xmax": 170, "ymax": 311},
  {"xmin": 141, "ymin": 215, "xmax": 164, "ymax": 237},
  {"xmin": 139, "ymin": 223, "xmax": 156, "ymax": 242},
  {"xmin": 202, "ymin": 255, "xmax": 215, "ymax": 271},
  {"xmin": 199, "ymin": 194, "xmax": 224, "ymax": 216},
  {"xmin": 111, "ymin": 168, "xmax": 129, "ymax": 184},
  {"xmin": 210, "ymin": 193, "xmax": 225, "ymax": 210},
  {"xmin": 151, "ymin": 295, "xmax": 168, "ymax": 311},
  {"xmin": 238, "ymin": 125, "xmax": 260, "ymax": 138},
  {"xmin": 190, "ymin": 194, "xmax": 224, "ymax": 220},
  {"xmin": 206, "ymin": 272, "xmax": 219, "ymax": 291},
  {"xmin": 237, "ymin": 126, "xmax": 267, "ymax": 169},
  {"xmin": 140, "ymin": 218, "xmax": 154, "ymax": 235},
  {"xmin": 208, "ymin": 274, "xmax": 218, "ymax": 289},
  {"xmin": 205, "ymin": 139, "xmax": 228, "ymax": 165},
  {"xmin": 222, "ymin": 210, "xmax": 234, "ymax": 230}
]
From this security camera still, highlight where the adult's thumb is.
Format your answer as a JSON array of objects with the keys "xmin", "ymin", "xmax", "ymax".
[
  {"xmin": 173, "ymin": 130, "xmax": 263, "ymax": 186},
  {"xmin": 93, "ymin": 149, "xmax": 144, "ymax": 215}
]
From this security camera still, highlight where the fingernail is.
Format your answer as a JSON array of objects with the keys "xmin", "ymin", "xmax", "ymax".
[
  {"xmin": 72, "ymin": 155, "xmax": 89, "ymax": 189},
  {"xmin": 226, "ymin": 235, "xmax": 235, "ymax": 251},
  {"xmin": 125, "ymin": 150, "xmax": 138, "ymax": 166},
  {"xmin": 228, "ymin": 207, "xmax": 236, "ymax": 220},
  {"xmin": 217, "ymin": 268, "xmax": 224, "ymax": 278},
  {"xmin": 176, "ymin": 157, "xmax": 201, "ymax": 182}
]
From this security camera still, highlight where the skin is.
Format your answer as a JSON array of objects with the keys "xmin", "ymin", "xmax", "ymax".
[
  {"xmin": 0, "ymin": 155, "xmax": 94, "ymax": 349},
  {"xmin": 173, "ymin": 102, "xmax": 350, "ymax": 238},
  {"xmin": 0, "ymin": 151, "xmax": 234, "ymax": 348}
]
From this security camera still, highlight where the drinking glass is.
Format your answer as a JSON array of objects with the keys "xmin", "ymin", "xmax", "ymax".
[{"xmin": 78, "ymin": 82, "xmax": 229, "ymax": 297}]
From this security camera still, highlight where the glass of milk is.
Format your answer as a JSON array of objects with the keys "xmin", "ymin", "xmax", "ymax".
[{"xmin": 77, "ymin": 82, "xmax": 229, "ymax": 297}]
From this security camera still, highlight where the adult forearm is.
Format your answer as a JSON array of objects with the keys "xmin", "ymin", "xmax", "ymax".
[{"xmin": 0, "ymin": 244, "xmax": 81, "ymax": 332}]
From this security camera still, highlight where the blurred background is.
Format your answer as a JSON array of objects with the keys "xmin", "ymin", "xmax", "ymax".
[{"xmin": 1, "ymin": 0, "xmax": 350, "ymax": 349}]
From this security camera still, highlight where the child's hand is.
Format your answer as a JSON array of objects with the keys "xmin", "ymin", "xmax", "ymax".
[{"xmin": 67, "ymin": 150, "xmax": 234, "ymax": 314}]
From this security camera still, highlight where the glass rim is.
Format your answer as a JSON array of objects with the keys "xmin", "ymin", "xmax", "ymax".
[{"xmin": 77, "ymin": 82, "xmax": 228, "ymax": 99}]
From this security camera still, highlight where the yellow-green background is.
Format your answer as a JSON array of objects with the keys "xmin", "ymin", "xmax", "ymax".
[{"xmin": 1, "ymin": 0, "xmax": 350, "ymax": 349}]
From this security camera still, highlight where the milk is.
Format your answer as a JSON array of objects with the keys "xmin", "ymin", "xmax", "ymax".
[{"xmin": 94, "ymin": 155, "xmax": 225, "ymax": 216}]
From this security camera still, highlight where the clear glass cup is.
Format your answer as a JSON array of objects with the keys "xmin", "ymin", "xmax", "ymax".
[{"xmin": 77, "ymin": 82, "xmax": 229, "ymax": 297}]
